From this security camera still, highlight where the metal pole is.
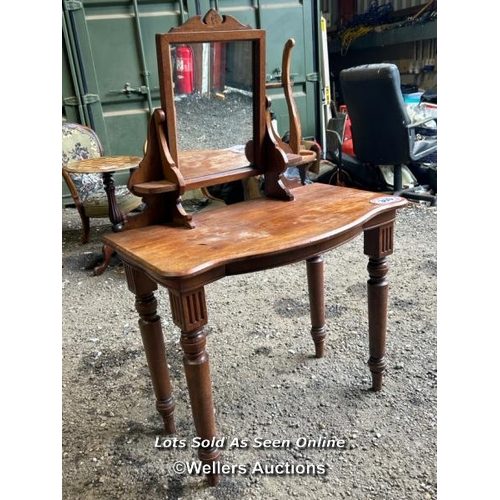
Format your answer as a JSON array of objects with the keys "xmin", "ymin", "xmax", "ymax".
[
  {"xmin": 132, "ymin": 0, "xmax": 154, "ymax": 116},
  {"xmin": 62, "ymin": 11, "xmax": 85, "ymax": 123},
  {"xmin": 255, "ymin": 0, "xmax": 262, "ymax": 28},
  {"xmin": 63, "ymin": 2, "xmax": 95, "ymax": 129},
  {"xmin": 316, "ymin": 0, "xmax": 327, "ymax": 158}
]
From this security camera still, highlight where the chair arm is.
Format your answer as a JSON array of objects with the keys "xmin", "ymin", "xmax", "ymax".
[
  {"xmin": 407, "ymin": 115, "xmax": 437, "ymax": 130},
  {"xmin": 325, "ymin": 129, "xmax": 343, "ymax": 166}
]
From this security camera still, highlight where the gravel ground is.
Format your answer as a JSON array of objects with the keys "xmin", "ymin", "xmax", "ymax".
[
  {"xmin": 175, "ymin": 92, "xmax": 253, "ymax": 151},
  {"xmin": 62, "ymin": 199, "xmax": 437, "ymax": 500}
]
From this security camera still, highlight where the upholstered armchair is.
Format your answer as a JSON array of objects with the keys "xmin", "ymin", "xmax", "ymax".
[{"xmin": 62, "ymin": 122, "xmax": 143, "ymax": 244}]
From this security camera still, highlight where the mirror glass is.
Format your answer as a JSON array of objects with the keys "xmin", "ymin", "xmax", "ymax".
[{"xmin": 171, "ymin": 41, "xmax": 254, "ymax": 152}]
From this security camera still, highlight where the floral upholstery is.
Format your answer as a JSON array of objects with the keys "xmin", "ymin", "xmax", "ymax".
[
  {"xmin": 62, "ymin": 122, "xmax": 104, "ymax": 202},
  {"xmin": 62, "ymin": 122, "xmax": 142, "ymax": 218}
]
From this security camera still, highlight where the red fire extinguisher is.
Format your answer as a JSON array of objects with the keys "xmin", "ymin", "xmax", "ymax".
[{"xmin": 176, "ymin": 45, "xmax": 194, "ymax": 94}]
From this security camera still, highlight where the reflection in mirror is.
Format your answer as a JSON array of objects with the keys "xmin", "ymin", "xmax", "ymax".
[{"xmin": 172, "ymin": 41, "xmax": 253, "ymax": 152}]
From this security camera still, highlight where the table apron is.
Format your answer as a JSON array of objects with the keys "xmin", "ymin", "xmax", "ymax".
[{"xmin": 114, "ymin": 210, "xmax": 395, "ymax": 293}]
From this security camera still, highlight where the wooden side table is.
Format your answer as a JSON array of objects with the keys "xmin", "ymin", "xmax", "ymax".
[{"xmin": 63, "ymin": 155, "xmax": 142, "ymax": 275}]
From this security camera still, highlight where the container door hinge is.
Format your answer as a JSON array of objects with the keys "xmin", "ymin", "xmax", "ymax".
[
  {"xmin": 65, "ymin": 1, "xmax": 83, "ymax": 11},
  {"xmin": 63, "ymin": 94, "xmax": 100, "ymax": 106},
  {"xmin": 306, "ymin": 72, "xmax": 320, "ymax": 82}
]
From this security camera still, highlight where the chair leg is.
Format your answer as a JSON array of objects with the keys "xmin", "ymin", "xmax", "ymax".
[
  {"xmin": 76, "ymin": 206, "xmax": 91, "ymax": 245},
  {"xmin": 393, "ymin": 165, "xmax": 437, "ymax": 205},
  {"xmin": 400, "ymin": 189, "xmax": 437, "ymax": 206},
  {"xmin": 93, "ymin": 244, "xmax": 115, "ymax": 276}
]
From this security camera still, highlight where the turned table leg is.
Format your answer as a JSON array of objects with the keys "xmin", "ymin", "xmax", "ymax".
[
  {"xmin": 364, "ymin": 222, "xmax": 394, "ymax": 391},
  {"xmin": 306, "ymin": 255, "xmax": 326, "ymax": 358},
  {"xmin": 169, "ymin": 287, "xmax": 221, "ymax": 486},
  {"xmin": 102, "ymin": 171, "xmax": 125, "ymax": 232},
  {"xmin": 93, "ymin": 172, "xmax": 123, "ymax": 276},
  {"xmin": 124, "ymin": 265, "xmax": 176, "ymax": 433}
]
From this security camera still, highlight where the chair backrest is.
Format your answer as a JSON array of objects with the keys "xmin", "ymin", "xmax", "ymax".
[
  {"xmin": 62, "ymin": 122, "xmax": 105, "ymax": 201},
  {"xmin": 62, "ymin": 122, "xmax": 103, "ymax": 167},
  {"xmin": 339, "ymin": 63, "xmax": 412, "ymax": 165}
]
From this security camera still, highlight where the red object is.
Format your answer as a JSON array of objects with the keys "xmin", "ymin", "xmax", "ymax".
[
  {"xmin": 339, "ymin": 0, "xmax": 356, "ymax": 28},
  {"xmin": 176, "ymin": 45, "xmax": 194, "ymax": 94},
  {"xmin": 339, "ymin": 105, "xmax": 355, "ymax": 156}
]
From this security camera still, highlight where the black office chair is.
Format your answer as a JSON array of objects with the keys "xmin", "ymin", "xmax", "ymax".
[{"xmin": 338, "ymin": 63, "xmax": 437, "ymax": 205}]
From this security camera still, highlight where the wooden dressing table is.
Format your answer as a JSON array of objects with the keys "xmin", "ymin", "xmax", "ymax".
[{"xmin": 102, "ymin": 10, "xmax": 408, "ymax": 486}]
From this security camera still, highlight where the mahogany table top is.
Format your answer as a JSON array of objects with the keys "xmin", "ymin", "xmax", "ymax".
[
  {"xmin": 63, "ymin": 155, "xmax": 142, "ymax": 174},
  {"xmin": 103, "ymin": 183, "xmax": 406, "ymax": 285}
]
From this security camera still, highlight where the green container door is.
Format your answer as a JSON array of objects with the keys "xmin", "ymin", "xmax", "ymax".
[
  {"xmin": 62, "ymin": 0, "xmax": 321, "ymax": 205},
  {"xmin": 62, "ymin": 0, "xmax": 183, "ymax": 205}
]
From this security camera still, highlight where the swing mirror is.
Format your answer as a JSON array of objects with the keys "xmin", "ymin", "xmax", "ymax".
[{"xmin": 155, "ymin": 10, "xmax": 266, "ymax": 185}]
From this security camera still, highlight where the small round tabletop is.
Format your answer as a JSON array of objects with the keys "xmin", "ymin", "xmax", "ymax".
[{"xmin": 63, "ymin": 155, "xmax": 142, "ymax": 174}]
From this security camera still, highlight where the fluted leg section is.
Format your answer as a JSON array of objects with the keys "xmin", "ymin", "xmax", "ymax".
[
  {"xmin": 364, "ymin": 222, "xmax": 394, "ymax": 391},
  {"xmin": 169, "ymin": 287, "xmax": 220, "ymax": 486},
  {"xmin": 124, "ymin": 264, "xmax": 175, "ymax": 433},
  {"xmin": 306, "ymin": 255, "xmax": 326, "ymax": 358}
]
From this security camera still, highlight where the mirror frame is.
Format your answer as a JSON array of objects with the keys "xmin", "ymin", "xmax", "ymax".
[{"xmin": 155, "ymin": 9, "xmax": 266, "ymax": 178}]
